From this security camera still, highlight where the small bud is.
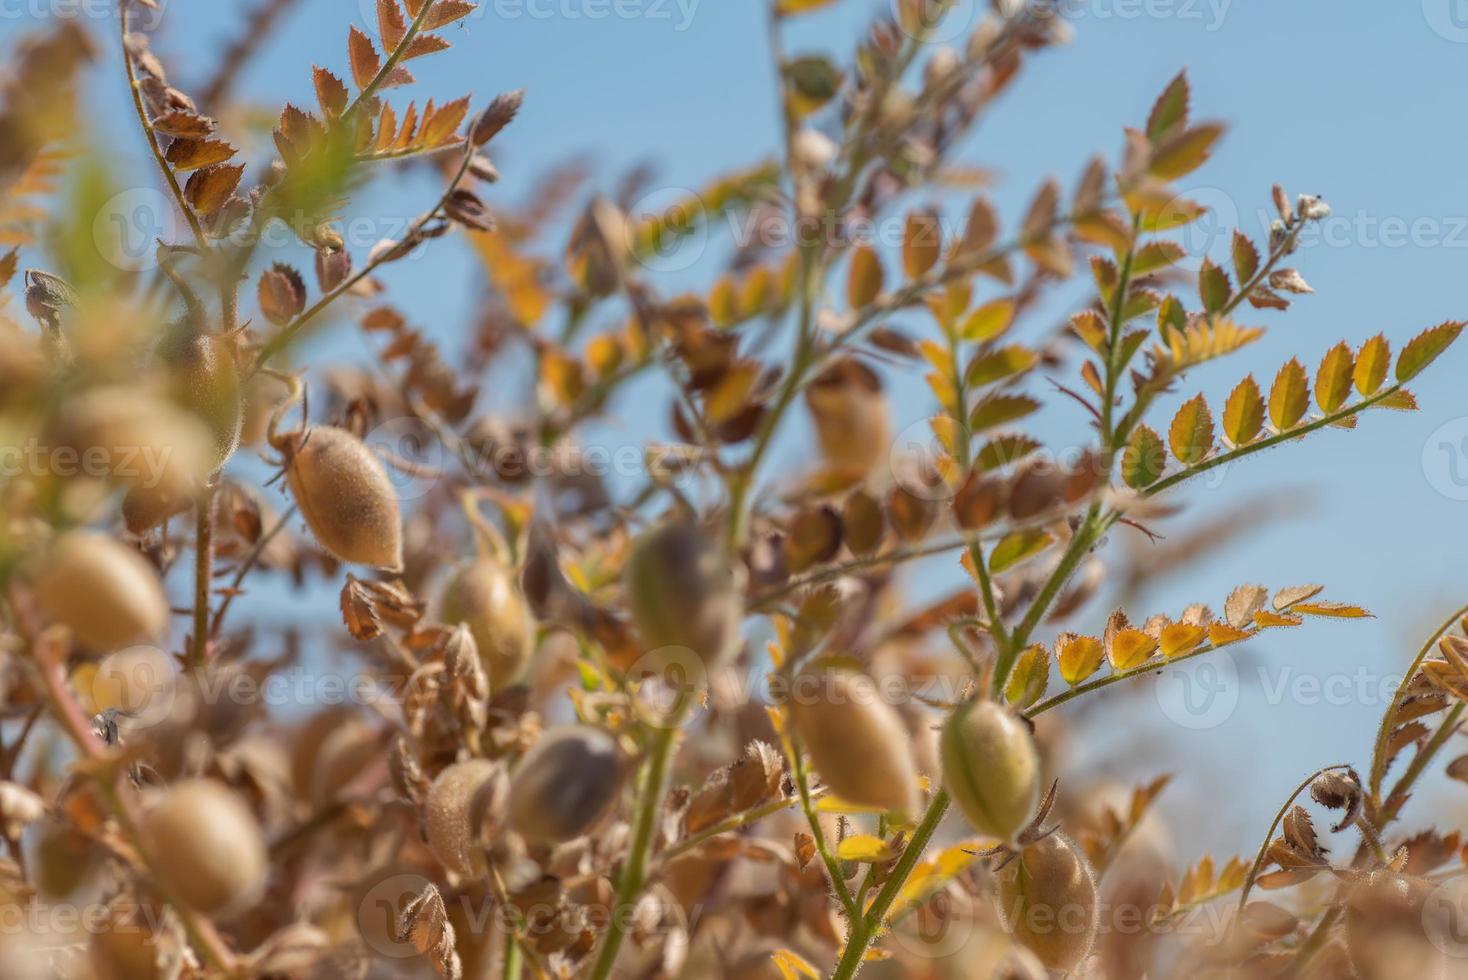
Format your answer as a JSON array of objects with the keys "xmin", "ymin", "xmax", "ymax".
[
  {"xmin": 471, "ymin": 89, "xmax": 525, "ymax": 146},
  {"xmin": 1310, "ymin": 769, "xmax": 1363, "ymax": 832},
  {"xmin": 792, "ymin": 128, "xmax": 837, "ymax": 173},
  {"xmin": 1297, "ymin": 194, "xmax": 1331, "ymax": 221}
]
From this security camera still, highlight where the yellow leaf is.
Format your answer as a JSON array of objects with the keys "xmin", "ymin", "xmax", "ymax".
[
  {"xmin": 772, "ymin": 950, "xmax": 821, "ymax": 980},
  {"xmin": 1268, "ymin": 358, "xmax": 1309, "ymax": 431},
  {"xmin": 1168, "ymin": 394, "xmax": 1214, "ymax": 465},
  {"xmin": 836, "ymin": 834, "xmax": 896, "ymax": 862},
  {"xmin": 1255, "ymin": 610, "xmax": 1304, "ymax": 628},
  {"xmin": 1354, "ymin": 334, "xmax": 1390, "ymax": 396},
  {"xmin": 1222, "ymin": 375, "xmax": 1264, "ymax": 447},
  {"xmin": 1293, "ymin": 601, "xmax": 1373, "ymax": 619},
  {"xmin": 1397, "ymin": 321, "xmax": 1464, "ymax": 382},
  {"xmin": 889, "ymin": 839, "xmax": 987, "ymax": 921},
  {"xmin": 961, "ymin": 298, "xmax": 1016, "ymax": 343},
  {"xmin": 1150, "ymin": 122, "xmax": 1224, "ymax": 180},
  {"xmin": 777, "ymin": 0, "xmax": 839, "ymax": 13},
  {"xmin": 966, "ymin": 345, "xmax": 1037, "ymax": 387},
  {"xmin": 1314, "ymin": 342, "xmax": 1354, "ymax": 413},
  {"xmin": 1208, "ymin": 622, "xmax": 1252, "ymax": 647},
  {"xmin": 815, "ymin": 795, "xmax": 888, "ymax": 816},
  {"xmin": 1058, "ymin": 634, "xmax": 1104, "ymax": 686},
  {"xmin": 1108, "ymin": 629, "xmax": 1158, "ymax": 671},
  {"xmin": 1159, "ymin": 622, "xmax": 1206, "ymax": 658},
  {"xmin": 903, "ymin": 209, "xmax": 942, "ymax": 279}
]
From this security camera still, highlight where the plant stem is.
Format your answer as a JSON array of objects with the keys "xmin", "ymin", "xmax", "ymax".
[
  {"xmin": 586, "ymin": 714, "xmax": 684, "ymax": 980},
  {"xmin": 659, "ymin": 790, "xmax": 821, "ymax": 864},
  {"xmin": 191, "ymin": 480, "xmax": 216, "ymax": 669},
  {"xmin": 1024, "ymin": 638, "xmax": 1222, "ymax": 718},
  {"xmin": 502, "ymin": 927, "xmax": 523, "ymax": 980},
  {"xmin": 828, "ymin": 790, "xmax": 950, "ymax": 980},
  {"xmin": 1368, "ymin": 602, "xmax": 1468, "ymax": 802},
  {"xmin": 120, "ymin": 4, "xmax": 208, "ymax": 252},
  {"xmin": 341, "ymin": 0, "xmax": 440, "ymax": 121}
]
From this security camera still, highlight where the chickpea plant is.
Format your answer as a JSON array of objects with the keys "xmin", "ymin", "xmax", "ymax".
[{"xmin": 0, "ymin": 1, "xmax": 1465, "ymax": 979}]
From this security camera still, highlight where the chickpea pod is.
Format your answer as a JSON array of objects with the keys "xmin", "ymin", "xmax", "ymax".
[
  {"xmin": 507, "ymin": 726, "xmax": 624, "ymax": 844},
  {"xmin": 626, "ymin": 520, "xmax": 743, "ymax": 669},
  {"xmin": 788, "ymin": 668, "xmax": 921, "ymax": 817},
  {"xmin": 438, "ymin": 557, "xmax": 535, "ymax": 690},
  {"xmin": 425, "ymin": 759, "xmax": 509, "ymax": 878},
  {"xmin": 941, "ymin": 699, "xmax": 1041, "ymax": 842},
  {"xmin": 35, "ymin": 531, "xmax": 169, "ymax": 651},
  {"xmin": 996, "ymin": 833, "xmax": 1099, "ymax": 972},
  {"xmin": 141, "ymin": 779, "xmax": 267, "ymax": 917}
]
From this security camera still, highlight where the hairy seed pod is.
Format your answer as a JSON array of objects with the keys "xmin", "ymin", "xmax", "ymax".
[
  {"xmin": 35, "ymin": 531, "xmax": 169, "ymax": 650},
  {"xmin": 438, "ymin": 557, "xmax": 535, "ymax": 690},
  {"xmin": 425, "ymin": 759, "xmax": 509, "ymax": 878},
  {"xmin": 121, "ymin": 483, "xmax": 189, "ymax": 535},
  {"xmin": 157, "ymin": 326, "xmax": 242, "ymax": 469},
  {"xmin": 803, "ymin": 357, "xmax": 891, "ymax": 476},
  {"xmin": 141, "ymin": 779, "xmax": 266, "ymax": 917},
  {"xmin": 941, "ymin": 700, "xmax": 1041, "ymax": 842},
  {"xmin": 997, "ymin": 833, "xmax": 1098, "ymax": 972},
  {"xmin": 507, "ymin": 726, "xmax": 623, "ymax": 844},
  {"xmin": 626, "ymin": 521, "xmax": 743, "ymax": 668},
  {"xmin": 788, "ymin": 669, "xmax": 920, "ymax": 817},
  {"xmin": 284, "ymin": 426, "xmax": 403, "ymax": 571}
]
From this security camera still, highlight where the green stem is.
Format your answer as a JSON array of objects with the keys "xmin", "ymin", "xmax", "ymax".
[
  {"xmin": 791, "ymin": 740, "xmax": 860, "ymax": 919},
  {"xmin": 586, "ymin": 716, "xmax": 684, "ymax": 980},
  {"xmin": 341, "ymin": 0, "xmax": 440, "ymax": 121},
  {"xmin": 502, "ymin": 928, "xmax": 523, "ymax": 980},
  {"xmin": 829, "ymin": 791, "xmax": 950, "ymax": 980},
  {"xmin": 1024, "ymin": 637, "xmax": 1221, "ymax": 718},
  {"xmin": 1143, "ymin": 385, "xmax": 1405, "ymax": 499}
]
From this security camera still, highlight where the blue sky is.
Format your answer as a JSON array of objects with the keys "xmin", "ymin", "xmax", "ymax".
[{"xmin": 30, "ymin": 0, "xmax": 1468, "ymax": 852}]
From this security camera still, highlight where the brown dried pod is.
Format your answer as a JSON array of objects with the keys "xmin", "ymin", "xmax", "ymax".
[
  {"xmin": 626, "ymin": 521, "xmax": 743, "ymax": 668},
  {"xmin": 35, "ymin": 531, "xmax": 169, "ymax": 650},
  {"xmin": 997, "ymin": 833, "xmax": 1099, "ymax": 972},
  {"xmin": 941, "ymin": 699, "xmax": 1041, "ymax": 842},
  {"xmin": 283, "ymin": 426, "xmax": 403, "ymax": 571},
  {"xmin": 156, "ymin": 325, "xmax": 242, "ymax": 470},
  {"xmin": 1344, "ymin": 871, "xmax": 1447, "ymax": 980},
  {"xmin": 507, "ymin": 725, "xmax": 624, "ymax": 844},
  {"xmin": 788, "ymin": 668, "xmax": 920, "ymax": 817},
  {"xmin": 438, "ymin": 557, "xmax": 535, "ymax": 690},
  {"xmin": 424, "ymin": 759, "xmax": 509, "ymax": 878},
  {"xmin": 141, "ymin": 779, "xmax": 267, "ymax": 917},
  {"xmin": 803, "ymin": 357, "xmax": 891, "ymax": 476}
]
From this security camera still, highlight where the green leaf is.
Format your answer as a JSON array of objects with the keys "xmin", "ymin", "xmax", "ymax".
[
  {"xmin": 969, "ymin": 393, "xmax": 1040, "ymax": 433},
  {"xmin": 989, "ymin": 529, "xmax": 1054, "ymax": 574},
  {"xmin": 1314, "ymin": 342, "xmax": 1354, "ymax": 413},
  {"xmin": 966, "ymin": 345, "xmax": 1037, "ymax": 387},
  {"xmin": 1231, "ymin": 231, "xmax": 1260, "ymax": 285},
  {"xmin": 1150, "ymin": 123, "xmax": 1224, "ymax": 181},
  {"xmin": 1354, "ymin": 334, "xmax": 1390, "ymax": 396},
  {"xmin": 785, "ymin": 56, "xmax": 843, "ymax": 114},
  {"xmin": 1146, "ymin": 70, "xmax": 1190, "ymax": 144},
  {"xmin": 1132, "ymin": 241, "xmax": 1186, "ymax": 277},
  {"xmin": 1122, "ymin": 425, "xmax": 1166, "ymax": 488},
  {"xmin": 1198, "ymin": 259, "xmax": 1231, "ymax": 314},
  {"xmin": 1268, "ymin": 358, "xmax": 1309, "ymax": 431},
  {"xmin": 1168, "ymin": 394, "xmax": 1214, "ymax": 465},
  {"xmin": 1396, "ymin": 321, "xmax": 1464, "ymax": 382},
  {"xmin": 1222, "ymin": 375, "xmax": 1264, "ymax": 446},
  {"xmin": 976, "ymin": 434, "xmax": 1041, "ymax": 472}
]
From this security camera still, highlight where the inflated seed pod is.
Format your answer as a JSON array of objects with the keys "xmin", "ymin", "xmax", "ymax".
[
  {"xmin": 788, "ymin": 668, "xmax": 920, "ymax": 817},
  {"xmin": 803, "ymin": 357, "xmax": 891, "ymax": 476},
  {"xmin": 625, "ymin": 521, "xmax": 742, "ymax": 668},
  {"xmin": 284, "ymin": 426, "xmax": 403, "ymax": 571},
  {"xmin": 438, "ymin": 557, "xmax": 535, "ymax": 690},
  {"xmin": 120, "ymin": 483, "xmax": 189, "ymax": 535},
  {"xmin": 997, "ymin": 833, "xmax": 1098, "ymax": 972},
  {"xmin": 940, "ymin": 699, "xmax": 1041, "ymax": 842},
  {"xmin": 507, "ymin": 726, "xmax": 623, "ymax": 844},
  {"xmin": 425, "ymin": 759, "xmax": 509, "ymax": 878},
  {"xmin": 35, "ymin": 531, "xmax": 169, "ymax": 651},
  {"xmin": 156, "ymin": 325, "xmax": 242, "ymax": 469},
  {"xmin": 141, "ymin": 779, "xmax": 267, "ymax": 917}
]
